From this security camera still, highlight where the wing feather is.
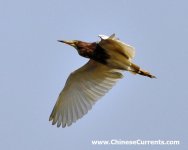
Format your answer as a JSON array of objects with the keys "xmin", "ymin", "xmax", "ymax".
[
  {"xmin": 49, "ymin": 60, "xmax": 123, "ymax": 127},
  {"xmin": 99, "ymin": 34, "xmax": 135, "ymax": 59}
]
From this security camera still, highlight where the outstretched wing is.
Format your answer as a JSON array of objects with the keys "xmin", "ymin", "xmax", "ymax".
[
  {"xmin": 98, "ymin": 34, "xmax": 135, "ymax": 59},
  {"xmin": 49, "ymin": 60, "xmax": 123, "ymax": 127}
]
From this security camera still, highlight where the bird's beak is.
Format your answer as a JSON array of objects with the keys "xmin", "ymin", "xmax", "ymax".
[{"xmin": 58, "ymin": 40, "xmax": 76, "ymax": 47}]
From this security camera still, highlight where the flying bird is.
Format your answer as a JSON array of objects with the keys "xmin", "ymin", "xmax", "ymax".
[{"xmin": 49, "ymin": 34, "xmax": 155, "ymax": 128}]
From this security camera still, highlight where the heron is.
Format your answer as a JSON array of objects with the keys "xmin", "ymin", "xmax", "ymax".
[{"xmin": 49, "ymin": 34, "xmax": 155, "ymax": 128}]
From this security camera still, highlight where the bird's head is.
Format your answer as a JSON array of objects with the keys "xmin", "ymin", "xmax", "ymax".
[{"xmin": 58, "ymin": 39, "xmax": 96, "ymax": 58}]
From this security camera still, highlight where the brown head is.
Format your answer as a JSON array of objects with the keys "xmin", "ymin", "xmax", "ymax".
[{"xmin": 58, "ymin": 40, "xmax": 97, "ymax": 58}]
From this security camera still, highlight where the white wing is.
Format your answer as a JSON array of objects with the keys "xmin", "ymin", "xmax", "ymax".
[
  {"xmin": 98, "ymin": 34, "xmax": 135, "ymax": 59},
  {"xmin": 49, "ymin": 60, "xmax": 123, "ymax": 127},
  {"xmin": 98, "ymin": 33, "xmax": 118, "ymax": 40}
]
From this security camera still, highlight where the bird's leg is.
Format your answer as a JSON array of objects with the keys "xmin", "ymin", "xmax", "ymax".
[{"xmin": 130, "ymin": 63, "xmax": 156, "ymax": 78}]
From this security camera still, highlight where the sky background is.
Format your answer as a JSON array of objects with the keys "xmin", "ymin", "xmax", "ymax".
[{"xmin": 0, "ymin": 0, "xmax": 188, "ymax": 149}]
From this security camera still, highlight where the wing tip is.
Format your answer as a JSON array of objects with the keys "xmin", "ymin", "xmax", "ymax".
[{"xmin": 98, "ymin": 33, "xmax": 117, "ymax": 40}]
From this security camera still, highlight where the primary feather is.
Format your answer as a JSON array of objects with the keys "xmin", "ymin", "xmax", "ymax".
[{"xmin": 49, "ymin": 60, "xmax": 123, "ymax": 127}]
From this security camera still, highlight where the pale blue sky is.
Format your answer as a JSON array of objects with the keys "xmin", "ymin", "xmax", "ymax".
[{"xmin": 0, "ymin": 0, "xmax": 187, "ymax": 149}]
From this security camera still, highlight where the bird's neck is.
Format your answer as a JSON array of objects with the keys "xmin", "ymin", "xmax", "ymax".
[
  {"xmin": 77, "ymin": 41, "xmax": 110, "ymax": 64},
  {"xmin": 77, "ymin": 42, "xmax": 97, "ymax": 58}
]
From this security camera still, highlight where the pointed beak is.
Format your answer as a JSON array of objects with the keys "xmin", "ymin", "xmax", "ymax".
[{"xmin": 58, "ymin": 40, "xmax": 75, "ymax": 47}]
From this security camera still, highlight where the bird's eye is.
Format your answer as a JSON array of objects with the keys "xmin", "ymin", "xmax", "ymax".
[{"xmin": 74, "ymin": 41, "xmax": 79, "ymax": 48}]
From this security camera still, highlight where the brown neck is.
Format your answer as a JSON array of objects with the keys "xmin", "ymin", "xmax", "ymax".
[
  {"xmin": 76, "ymin": 41, "xmax": 97, "ymax": 58},
  {"xmin": 76, "ymin": 41, "xmax": 110, "ymax": 64}
]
